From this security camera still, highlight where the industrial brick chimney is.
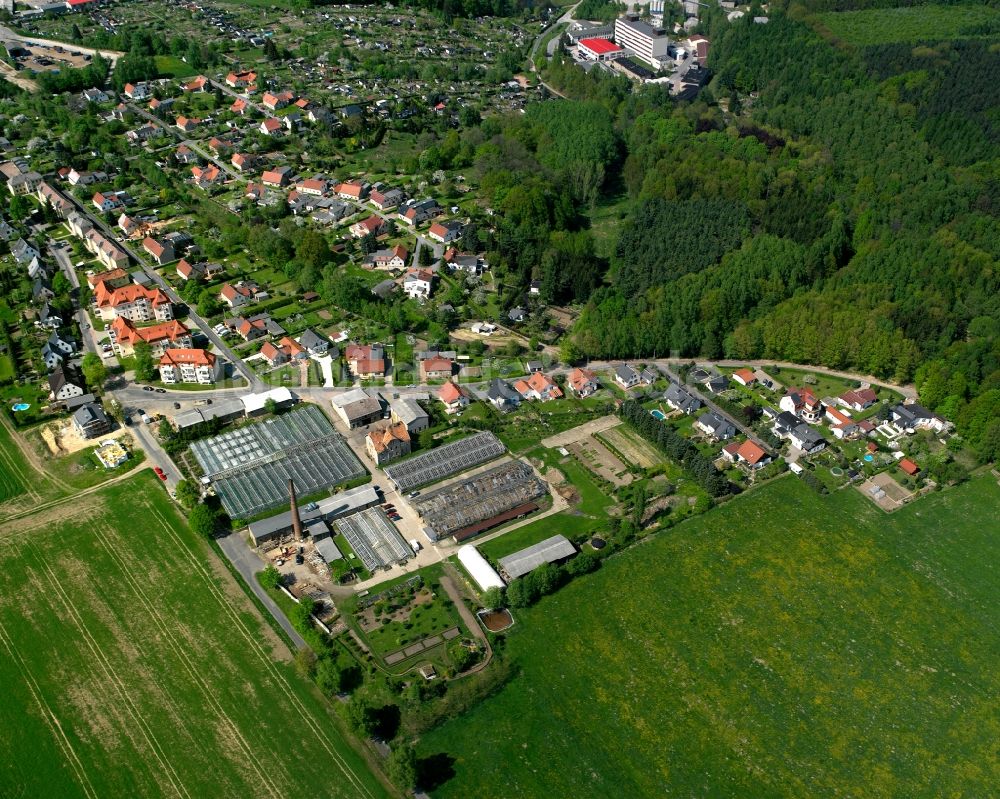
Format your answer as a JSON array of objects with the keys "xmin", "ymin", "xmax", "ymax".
[{"xmin": 289, "ymin": 479, "xmax": 303, "ymax": 542}]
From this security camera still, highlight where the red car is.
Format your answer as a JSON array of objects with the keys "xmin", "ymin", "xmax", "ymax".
[{"xmin": 153, "ymin": 466, "xmax": 167, "ymax": 481}]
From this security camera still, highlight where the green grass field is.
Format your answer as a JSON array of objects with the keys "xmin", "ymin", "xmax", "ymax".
[
  {"xmin": 154, "ymin": 55, "xmax": 199, "ymax": 79},
  {"xmin": 0, "ymin": 418, "xmax": 29, "ymax": 503},
  {"xmin": 0, "ymin": 473, "xmax": 390, "ymax": 799},
  {"xmin": 420, "ymin": 474, "xmax": 1000, "ymax": 798},
  {"xmin": 816, "ymin": 4, "xmax": 1000, "ymax": 46}
]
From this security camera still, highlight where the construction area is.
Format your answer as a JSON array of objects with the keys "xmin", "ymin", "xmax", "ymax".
[
  {"xmin": 336, "ymin": 507, "xmax": 412, "ymax": 572},
  {"xmin": 191, "ymin": 404, "xmax": 365, "ymax": 518},
  {"xmin": 858, "ymin": 471, "xmax": 914, "ymax": 512},
  {"xmin": 383, "ymin": 431, "xmax": 506, "ymax": 492},
  {"xmin": 413, "ymin": 460, "xmax": 547, "ymax": 542}
]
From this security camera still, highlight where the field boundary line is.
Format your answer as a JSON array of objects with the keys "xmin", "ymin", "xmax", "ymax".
[
  {"xmin": 146, "ymin": 505, "xmax": 379, "ymax": 799},
  {"xmin": 31, "ymin": 549, "xmax": 193, "ymax": 799},
  {"xmin": 0, "ymin": 413, "xmax": 71, "ymax": 493},
  {"xmin": 0, "ymin": 618, "xmax": 99, "ymax": 799},
  {"xmin": 93, "ymin": 522, "xmax": 286, "ymax": 799}
]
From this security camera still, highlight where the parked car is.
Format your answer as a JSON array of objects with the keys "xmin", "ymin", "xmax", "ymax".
[
  {"xmin": 142, "ymin": 385, "xmax": 154, "ymax": 392},
  {"xmin": 155, "ymin": 388, "xmax": 166, "ymax": 393},
  {"xmin": 153, "ymin": 466, "xmax": 166, "ymax": 480}
]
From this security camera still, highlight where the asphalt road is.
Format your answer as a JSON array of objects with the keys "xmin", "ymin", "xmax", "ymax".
[{"xmin": 217, "ymin": 531, "xmax": 307, "ymax": 649}]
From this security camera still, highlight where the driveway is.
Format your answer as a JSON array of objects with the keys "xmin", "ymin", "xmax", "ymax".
[{"xmin": 217, "ymin": 531, "xmax": 306, "ymax": 649}]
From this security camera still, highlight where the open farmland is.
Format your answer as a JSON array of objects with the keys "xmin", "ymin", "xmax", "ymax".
[
  {"xmin": 815, "ymin": 4, "xmax": 1000, "ymax": 46},
  {"xmin": 0, "ymin": 419, "xmax": 30, "ymax": 504},
  {"xmin": 420, "ymin": 474, "xmax": 1000, "ymax": 798},
  {"xmin": 0, "ymin": 472, "xmax": 389, "ymax": 799}
]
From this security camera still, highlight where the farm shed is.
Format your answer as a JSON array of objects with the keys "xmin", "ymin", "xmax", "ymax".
[
  {"xmin": 457, "ymin": 545, "xmax": 505, "ymax": 592},
  {"xmin": 499, "ymin": 535, "xmax": 577, "ymax": 580}
]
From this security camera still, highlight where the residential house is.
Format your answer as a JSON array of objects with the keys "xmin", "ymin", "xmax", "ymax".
[
  {"xmin": 95, "ymin": 283, "xmax": 173, "ymax": 323},
  {"xmin": 614, "ymin": 363, "xmax": 641, "ymax": 390},
  {"xmin": 732, "ymin": 368, "xmax": 757, "ymax": 387},
  {"xmin": 158, "ymin": 348, "xmax": 221, "ymax": 385},
  {"xmin": 427, "ymin": 220, "xmax": 464, "ymax": 244},
  {"xmin": 734, "ymin": 439, "xmax": 770, "ymax": 470},
  {"xmin": 663, "ymin": 382, "xmax": 701, "ymax": 415},
  {"xmin": 403, "ymin": 268, "xmax": 434, "ymax": 300},
  {"xmin": 331, "ymin": 388, "xmax": 384, "ymax": 429},
  {"xmin": 299, "ymin": 329, "xmax": 331, "ymax": 355},
  {"xmin": 890, "ymin": 403, "xmax": 948, "ymax": 434},
  {"xmin": 695, "ymin": 411, "xmax": 736, "ymax": 441},
  {"xmin": 259, "ymin": 117, "xmax": 282, "ymax": 136},
  {"xmin": 126, "ymin": 124, "xmax": 160, "ymax": 144},
  {"xmin": 191, "ymin": 165, "xmax": 224, "ymax": 189},
  {"xmin": 772, "ymin": 411, "xmax": 800, "ymax": 440},
  {"xmin": 11, "ymin": 238, "xmax": 39, "ymax": 265},
  {"xmin": 175, "ymin": 144, "xmax": 199, "ymax": 165},
  {"xmin": 525, "ymin": 360, "xmax": 543, "ymax": 374},
  {"xmin": 175, "ymin": 116, "xmax": 200, "ymax": 133},
  {"xmin": 780, "ymin": 387, "xmax": 824, "ymax": 423},
  {"xmin": 704, "ymin": 374, "xmax": 730, "ymax": 394},
  {"xmin": 838, "ymin": 388, "xmax": 878, "ymax": 412},
  {"xmin": 230, "ymin": 98, "xmax": 250, "ymax": 115},
  {"xmin": 261, "ymin": 167, "xmax": 291, "ymax": 187},
  {"xmin": 390, "ymin": 397, "xmax": 429, "ymax": 434},
  {"xmin": 640, "ymin": 367, "xmax": 659, "ymax": 385},
  {"xmin": 825, "ymin": 406, "xmax": 858, "ymax": 439},
  {"xmin": 67, "ymin": 168, "xmax": 107, "ymax": 185},
  {"xmin": 82, "ymin": 87, "xmax": 109, "ymax": 103},
  {"xmin": 92, "ymin": 191, "xmax": 127, "ymax": 213},
  {"xmin": 444, "ymin": 249, "xmax": 488, "ymax": 275},
  {"xmin": 350, "ymin": 214, "xmax": 385, "ymax": 238},
  {"xmin": 38, "ymin": 303, "xmax": 62, "ymax": 330},
  {"xmin": 419, "ymin": 357, "xmax": 454, "ymax": 381},
  {"xmin": 508, "ymin": 306, "xmax": 528, "ymax": 323},
  {"xmin": 123, "ymin": 82, "xmax": 150, "ymax": 100},
  {"xmin": 438, "ymin": 381, "xmax": 470, "ymax": 414},
  {"xmin": 345, "ymin": 343, "xmax": 386, "ymax": 379},
  {"xmin": 367, "ymin": 244, "xmax": 408, "ymax": 270},
  {"xmin": 365, "ymin": 422, "xmax": 411, "ymax": 465},
  {"xmin": 184, "ymin": 76, "xmax": 209, "ymax": 92},
  {"xmin": 118, "ymin": 213, "xmax": 140, "ymax": 237},
  {"xmin": 283, "ymin": 112, "xmax": 302, "ymax": 132},
  {"xmin": 36, "ymin": 182, "xmax": 73, "ymax": 218},
  {"xmin": 142, "ymin": 236, "xmax": 174, "ymax": 265},
  {"xmin": 789, "ymin": 423, "xmax": 826, "ymax": 454},
  {"xmin": 231, "ymin": 153, "xmax": 257, "ymax": 173},
  {"xmin": 297, "ymin": 178, "xmax": 328, "ymax": 196},
  {"xmin": 487, "ymin": 378, "xmax": 521, "ymax": 410},
  {"xmin": 369, "ymin": 188, "xmax": 404, "ymax": 211},
  {"xmin": 88, "ymin": 267, "xmax": 131, "ymax": 293},
  {"xmin": 567, "ymin": 367, "xmax": 600, "ymax": 398},
  {"xmin": 85, "ymin": 230, "xmax": 130, "ymax": 270},
  {"xmin": 336, "ymin": 181, "xmax": 368, "ymax": 201},
  {"xmin": 514, "ymin": 372, "xmax": 563, "ymax": 402},
  {"xmin": 225, "ymin": 70, "xmax": 257, "ymax": 89},
  {"xmin": 220, "ymin": 281, "xmax": 262, "ymax": 308},
  {"xmin": 41, "ymin": 330, "xmax": 74, "ymax": 369},
  {"xmin": 529, "ymin": 279, "xmax": 541, "ymax": 295},
  {"xmin": 899, "ymin": 458, "xmax": 920, "ymax": 477},
  {"xmin": 262, "ymin": 90, "xmax": 294, "ymax": 110},
  {"xmin": 259, "ymin": 341, "xmax": 290, "ymax": 367},
  {"xmin": 72, "ymin": 402, "xmax": 112, "ymax": 439},
  {"xmin": 398, "ymin": 198, "xmax": 439, "ymax": 226},
  {"xmin": 110, "ymin": 317, "xmax": 192, "ymax": 357},
  {"xmin": 48, "ymin": 367, "xmax": 85, "ymax": 401}
]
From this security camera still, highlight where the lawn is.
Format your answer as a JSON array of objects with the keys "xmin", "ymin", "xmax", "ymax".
[
  {"xmin": 154, "ymin": 55, "xmax": 198, "ymax": 79},
  {"xmin": 419, "ymin": 474, "xmax": 1000, "ymax": 798},
  {"xmin": 0, "ymin": 473, "xmax": 390, "ymax": 799},
  {"xmin": 815, "ymin": 3, "xmax": 1000, "ymax": 45}
]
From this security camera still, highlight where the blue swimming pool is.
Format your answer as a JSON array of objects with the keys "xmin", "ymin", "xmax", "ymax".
[
  {"xmin": 650, "ymin": 409, "xmax": 666, "ymax": 421},
  {"xmin": 11, "ymin": 403, "xmax": 30, "ymax": 412},
  {"xmin": 864, "ymin": 454, "xmax": 874, "ymax": 462}
]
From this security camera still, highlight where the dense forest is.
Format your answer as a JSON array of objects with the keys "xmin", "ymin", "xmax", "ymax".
[{"xmin": 530, "ymin": 8, "xmax": 1000, "ymax": 458}]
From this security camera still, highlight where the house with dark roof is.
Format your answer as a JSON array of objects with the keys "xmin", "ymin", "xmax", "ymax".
[
  {"xmin": 487, "ymin": 378, "xmax": 521, "ymax": 410},
  {"xmin": 298, "ymin": 328, "xmax": 331, "ymax": 355},
  {"xmin": 72, "ymin": 402, "xmax": 111, "ymax": 439},
  {"xmin": 890, "ymin": 403, "xmax": 948, "ymax": 434},
  {"xmin": 695, "ymin": 411, "xmax": 736, "ymax": 441},
  {"xmin": 614, "ymin": 363, "xmax": 641, "ymax": 389},
  {"xmin": 48, "ymin": 367, "xmax": 85, "ymax": 401},
  {"xmin": 663, "ymin": 382, "xmax": 701, "ymax": 415}
]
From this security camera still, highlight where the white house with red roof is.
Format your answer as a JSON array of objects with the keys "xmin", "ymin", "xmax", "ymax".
[
  {"xmin": 142, "ymin": 236, "xmax": 175, "ymax": 265},
  {"xmin": 336, "ymin": 181, "xmax": 367, "ymax": 200},
  {"xmin": 438, "ymin": 381, "xmax": 470, "ymax": 414},
  {"xmin": 262, "ymin": 91, "xmax": 294, "ymax": 110},
  {"xmin": 159, "ymin": 348, "xmax": 222, "ymax": 384},
  {"xmin": 297, "ymin": 178, "xmax": 328, "ymax": 196},
  {"xmin": 368, "ymin": 244, "xmax": 408, "ymax": 270},
  {"xmin": 95, "ymin": 283, "xmax": 173, "ymax": 323},
  {"xmin": 732, "ymin": 368, "xmax": 757, "ymax": 387},
  {"xmin": 428, "ymin": 220, "xmax": 464, "ymax": 244},
  {"xmin": 110, "ymin": 317, "xmax": 191, "ymax": 357},
  {"xmin": 567, "ymin": 367, "xmax": 600, "ymax": 397},
  {"xmin": 838, "ymin": 387, "xmax": 878, "ymax": 412},
  {"xmin": 513, "ymin": 372, "xmax": 563, "ymax": 402},
  {"xmin": 350, "ymin": 214, "xmax": 385, "ymax": 238},
  {"xmin": 403, "ymin": 268, "xmax": 434, "ymax": 299},
  {"xmin": 780, "ymin": 387, "xmax": 824, "ymax": 423},
  {"xmin": 259, "ymin": 117, "xmax": 282, "ymax": 136}
]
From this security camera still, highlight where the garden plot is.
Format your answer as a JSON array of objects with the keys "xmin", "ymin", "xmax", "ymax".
[
  {"xmin": 597, "ymin": 426, "xmax": 660, "ymax": 469},
  {"xmin": 567, "ymin": 437, "xmax": 632, "ymax": 487}
]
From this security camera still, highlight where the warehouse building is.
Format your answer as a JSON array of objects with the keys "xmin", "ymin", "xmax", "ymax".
[
  {"xmin": 578, "ymin": 37, "xmax": 624, "ymax": 62},
  {"xmin": 499, "ymin": 535, "xmax": 577, "ymax": 581},
  {"xmin": 247, "ymin": 484, "xmax": 381, "ymax": 546}
]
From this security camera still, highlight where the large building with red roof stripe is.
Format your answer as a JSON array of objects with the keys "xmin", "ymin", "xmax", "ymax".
[
  {"xmin": 95, "ymin": 283, "xmax": 174, "ymax": 323},
  {"xmin": 578, "ymin": 37, "xmax": 624, "ymax": 61}
]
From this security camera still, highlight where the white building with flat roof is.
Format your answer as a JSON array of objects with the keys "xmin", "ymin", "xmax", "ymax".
[{"xmin": 614, "ymin": 15, "xmax": 670, "ymax": 68}]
